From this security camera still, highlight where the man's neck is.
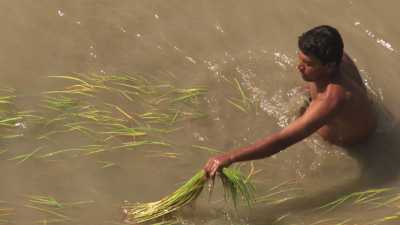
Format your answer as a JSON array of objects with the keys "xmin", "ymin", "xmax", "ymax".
[{"xmin": 314, "ymin": 66, "xmax": 340, "ymax": 91}]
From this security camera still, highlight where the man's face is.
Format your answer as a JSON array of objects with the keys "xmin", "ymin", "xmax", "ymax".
[{"xmin": 297, "ymin": 51, "xmax": 326, "ymax": 82}]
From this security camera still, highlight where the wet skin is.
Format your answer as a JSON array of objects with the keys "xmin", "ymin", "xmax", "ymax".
[{"xmin": 204, "ymin": 50, "xmax": 377, "ymax": 178}]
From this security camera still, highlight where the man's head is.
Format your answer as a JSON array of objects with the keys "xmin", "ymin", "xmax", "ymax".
[{"xmin": 297, "ymin": 25, "xmax": 344, "ymax": 81}]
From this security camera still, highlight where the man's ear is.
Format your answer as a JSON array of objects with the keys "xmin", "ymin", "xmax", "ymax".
[
  {"xmin": 326, "ymin": 62, "xmax": 336, "ymax": 68},
  {"xmin": 324, "ymin": 62, "xmax": 337, "ymax": 72}
]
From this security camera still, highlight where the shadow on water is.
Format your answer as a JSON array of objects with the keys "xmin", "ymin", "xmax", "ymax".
[{"xmin": 247, "ymin": 104, "xmax": 400, "ymax": 224}]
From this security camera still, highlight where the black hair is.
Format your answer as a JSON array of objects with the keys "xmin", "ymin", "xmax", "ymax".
[{"xmin": 298, "ymin": 25, "xmax": 344, "ymax": 65}]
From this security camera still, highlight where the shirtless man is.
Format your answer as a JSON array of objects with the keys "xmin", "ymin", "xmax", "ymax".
[{"xmin": 204, "ymin": 25, "xmax": 377, "ymax": 178}]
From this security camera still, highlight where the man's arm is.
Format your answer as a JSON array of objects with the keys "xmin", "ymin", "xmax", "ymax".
[{"xmin": 203, "ymin": 86, "xmax": 345, "ymax": 178}]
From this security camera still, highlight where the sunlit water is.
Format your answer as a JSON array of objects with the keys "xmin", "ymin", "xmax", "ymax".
[{"xmin": 0, "ymin": 1, "xmax": 400, "ymax": 224}]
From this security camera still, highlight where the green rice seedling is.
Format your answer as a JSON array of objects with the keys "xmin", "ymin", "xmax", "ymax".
[
  {"xmin": 123, "ymin": 167, "xmax": 254, "ymax": 224},
  {"xmin": 34, "ymin": 218, "xmax": 70, "ymax": 225},
  {"xmin": 372, "ymin": 193, "xmax": 400, "ymax": 209},
  {"xmin": 254, "ymin": 181, "xmax": 303, "ymax": 205},
  {"xmin": 0, "ymin": 116, "xmax": 23, "ymax": 128},
  {"xmin": 42, "ymin": 95, "xmax": 80, "ymax": 112},
  {"xmin": 0, "ymin": 207, "xmax": 14, "ymax": 224},
  {"xmin": 224, "ymin": 78, "xmax": 253, "ymax": 113},
  {"xmin": 102, "ymin": 123, "xmax": 147, "ymax": 141},
  {"xmin": 61, "ymin": 200, "xmax": 94, "ymax": 207},
  {"xmin": 7, "ymin": 147, "xmax": 42, "ymax": 164},
  {"xmin": 233, "ymin": 78, "xmax": 250, "ymax": 106},
  {"xmin": 37, "ymin": 122, "xmax": 96, "ymax": 140},
  {"xmin": 81, "ymin": 144, "xmax": 107, "ymax": 156},
  {"xmin": 104, "ymin": 103, "xmax": 135, "ymax": 121},
  {"xmin": 112, "ymin": 140, "xmax": 171, "ymax": 150},
  {"xmin": 316, "ymin": 188, "xmax": 392, "ymax": 212},
  {"xmin": 39, "ymin": 148, "xmax": 86, "ymax": 159},
  {"xmin": 63, "ymin": 122, "xmax": 97, "ymax": 136},
  {"xmin": 44, "ymin": 75, "xmax": 97, "ymax": 97},
  {"xmin": 370, "ymin": 213, "xmax": 400, "ymax": 224},
  {"xmin": 123, "ymin": 170, "xmax": 206, "ymax": 224},
  {"xmin": 24, "ymin": 204, "xmax": 70, "ymax": 221},
  {"xmin": 226, "ymin": 98, "xmax": 248, "ymax": 113},
  {"xmin": 27, "ymin": 195, "xmax": 63, "ymax": 208},
  {"xmin": 170, "ymin": 88, "xmax": 207, "ymax": 104},
  {"xmin": 39, "ymin": 144, "xmax": 106, "ymax": 159},
  {"xmin": 308, "ymin": 218, "xmax": 353, "ymax": 225},
  {"xmin": 0, "ymin": 207, "xmax": 14, "ymax": 216},
  {"xmin": 71, "ymin": 105, "xmax": 125, "ymax": 124},
  {"xmin": 0, "ymin": 95, "xmax": 16, "ymax": 105},
  {"xmin": 96, "ymin": 161, "xmax": 116, "ymax": 168},
  {"xmin": 137, "ymin": 111, "xmax": 177, "ymax": 125},
  {"xmin": 0, "ymin": 149, "xmax": 8, "ymax": 156},
  {"xmin": 146, "ymin": 151, "xmax": 181, "ymax": 159},
  {"xmin": 191, "ymin": 145, "xmax": 222, "ymax": 154},
  {"xmin": 220, "ymin": 167, "xmax": 255, "ymax": 208},
  {"xmin": 26, "ymin": 195, "xmax": 94, "ymax": 208},
  {"xmin": 255, "ymin": 188, "xmax": 303, "ymax": 204},
  {"xmin": 112, "ymin": 81, "xmax": 157, "ymax": 96}
]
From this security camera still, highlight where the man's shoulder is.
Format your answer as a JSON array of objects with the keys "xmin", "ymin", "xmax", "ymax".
[{"xmin": 324, "ymin": 83, "xmax": 347, "ymax": 103}]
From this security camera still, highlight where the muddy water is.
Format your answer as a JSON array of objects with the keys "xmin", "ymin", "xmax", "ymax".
[{"xmin": 0, "ymin": 0, "xmax": 400, "ymax": 224}]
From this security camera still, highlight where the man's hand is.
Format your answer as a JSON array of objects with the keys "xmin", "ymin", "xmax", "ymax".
[{"xmin": 203, "ymin": 153, "xmax": 233, "ymax": 179}]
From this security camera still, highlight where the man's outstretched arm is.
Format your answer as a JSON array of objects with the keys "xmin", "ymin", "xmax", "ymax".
[{"xmin": 203, "ymin": 86, "xmax": 345, "ymax": 178}]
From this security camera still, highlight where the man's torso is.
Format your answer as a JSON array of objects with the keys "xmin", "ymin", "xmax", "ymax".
[{"xmin": 308, "ymin": 54, "xmax": 377, "ymax": 145}]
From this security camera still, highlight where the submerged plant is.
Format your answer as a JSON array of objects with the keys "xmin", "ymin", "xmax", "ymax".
[{"xmin": 122, "ymin": 167, "xmax": 255, "ymax": 224}]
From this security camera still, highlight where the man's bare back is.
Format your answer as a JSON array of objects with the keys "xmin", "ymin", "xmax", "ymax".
[{"xmin": 307, "ymin": 53, "xmax": 377, "ymax": 145}]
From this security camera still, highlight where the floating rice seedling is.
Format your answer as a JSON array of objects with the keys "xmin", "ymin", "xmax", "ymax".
[
  {"xmin": 0, "ymin": 149, "xmax": 8, "ymax": 156},
  {"xmin": 24, "ymin": 204, "xmax": 70, "ymax": 221},
  {"xmin": 146, "ymin": 151, "xmax": 181, "ymax": 159},
  {"xmin": 43, "ymin": 95, "xmax": 80, "ymax": 112},
  {"xmin": 170, "ymin": 88, "xmax": 207, "ymax": 104},
  {"xmin": 225, "ymin": 78, "xmax": 252, "ymax": 113},
  {"xmin": 191, "ymin": 145, "xmax": 222, "ymax": 154},
  {"xmin": 0, "ymin": 207, "xmax": 14, "ymax": 224},
  {"xmin": 63, "ymin": 122, "xmax": 96, "ymax": 136},
  {"xmin": 45, "ymin": 73, "xmax": 170, "ymax": 104},
  {"xmin": 0, "ymin": 116, "xmax": 23, "ymax": 128},
  {"xmin": 61, "ymin": 200, "xmax": 94, "ymax": 207},
  {"xmin": 226, "ymin": 98, "xmax": 248, "ymax": 112},
  {"xmin": 112, "ymin": 140, "xmax": 171, "ymax": 150},
  {"xmin": 372, "ymin": 192, "xmax": 400, "ymax": 209},
  {"xmin": 68, "ymin": 105, "xmax": 125, "ymax": 124},
  {"xmin": 39, "ymin": 144, "xmax": 106, "ymax": 159},
  {"xmin": 37, "ymin": 122, "xmax": 97, "ymax": 140},
  {"xmin": 81, "ymin": 144, "xmax": 108, "ymax": 156},
  {"xmin": 102, "ymin": 124, "xmax": 147, "ymax": 141},
  {"xmin": 112, "ymin": 81, "xmax": 157, "ymax": 95},
  {"xmin": 137, "ymin": 111, "xmax": 177, "ymax": 125},
  {"xmin": 104, "ymin": 103, "xmax": 135, "ymax": 121},
  {"xmin": 45, "ymin": 74, "xmax": 117, "ymax": 97},
  {"xmin": 96, "ymin": 160, "xmax": 116, "ymax": 168},
  {"xmin": 308, "ymin": 218, "xmax": 354, "ymax": 225},
  {"xmin": 39, "ymin": 148, "xmax": 86, "ymax": 159},
  {"xmin": 370, "ymin": 213, "xmax": 400, "ymax": 224},
  {"xmin": 27, "ymin": 195, "xmax": 63, "ymax": 208},
  {"xmin": 122, "ymin": 167, "xmax": 254, "ymax": 224},
  {"xmin": 134, "ymin": 126, "xmax": 181, "ymax": 134},
  {"xmin": 0, "ymin": 95, "xmax": 16, "ymax": 105},
  {"xmin": 7, "ymin": 147, "xmax": 42, "ymax": 164},
  {"xmin": 26, "ymin": 195, "xmax": 94, "ymax": 208},
  {"xmin": 316, "ymin": 188, "xmax": 392, "ymax": 212},
  {"xmin": 0, "ymin": 207, "xmax": 14, "ymax": 216},
  {"xmin": 34, "ymin": 218, "xmax": 70, "ymax": 225},
  {"xmin": 255, "ymin": 181, "xmax": 303, "ymax": 205}
]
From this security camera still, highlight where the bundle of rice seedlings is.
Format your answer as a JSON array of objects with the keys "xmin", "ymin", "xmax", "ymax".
[{"xmin": 123, "ymin": 167, "xmax": 255, "ymax": 224}]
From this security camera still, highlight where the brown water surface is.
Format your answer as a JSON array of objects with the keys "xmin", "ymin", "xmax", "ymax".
[{"xmin": 1, "ymin": 1, "xmax": 400, "ymax": 224}]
